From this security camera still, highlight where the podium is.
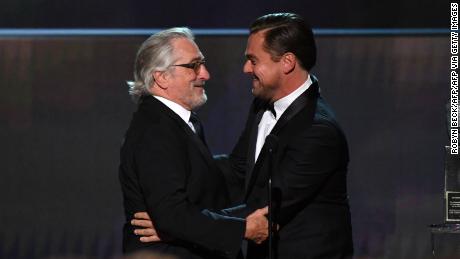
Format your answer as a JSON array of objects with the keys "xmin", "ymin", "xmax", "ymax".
[
  {"xmin": 429, "ymin": 147, "xmax": 460, "ymax": 257},
  {"xmin": 429, "ymin": 223, "xmax": 460, "ymax": 257}
]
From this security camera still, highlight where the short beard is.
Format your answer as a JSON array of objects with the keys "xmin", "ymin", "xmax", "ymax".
[
  {"xmin": 190, "ymin": 91, "xmax": 207, "ymax": 110},
  {"xmin": 252, "ymin": 86, "xmax": 273, "ymax": 102}
]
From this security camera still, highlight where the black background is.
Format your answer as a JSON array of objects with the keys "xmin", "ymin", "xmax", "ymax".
[{"xmin": 0, "ymin": 0, "xmax": 447, "ymax": 28}]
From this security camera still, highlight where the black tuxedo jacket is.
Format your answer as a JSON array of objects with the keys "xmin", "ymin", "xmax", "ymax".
[
  {"xmin": 229, "ymin": 78, "xmax": 353, "ymax": 259},
  {"xmin": 119, "ymin": 96, "xmax": 245, "ymax": 259}
]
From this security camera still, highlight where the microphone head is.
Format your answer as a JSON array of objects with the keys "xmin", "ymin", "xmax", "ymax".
[{"xmin": 265, "ymin": 134, "xmax": 279, "ymax": 152}]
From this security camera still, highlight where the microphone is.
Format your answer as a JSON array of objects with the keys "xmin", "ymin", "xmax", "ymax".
[{"xmin": 265, "ymin": 134, "xmax": 278, "ymax": 259}]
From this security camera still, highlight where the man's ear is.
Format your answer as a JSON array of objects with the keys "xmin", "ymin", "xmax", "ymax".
[
  {"xmin": 281, "ymin": 52, "xmax": 296, "ymax": 74},
  {"xmin": 153, "ymin": 70, "xmax": 168, "ymax": 89}
]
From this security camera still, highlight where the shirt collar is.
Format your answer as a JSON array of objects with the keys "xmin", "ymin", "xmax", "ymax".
[
  {"xmin": 273, "ymin": 74, "xmax": 313, "ymax": 119},
  {"xmin": 153, "ymin": 95, "xmax": 192, "ymax": 124}
]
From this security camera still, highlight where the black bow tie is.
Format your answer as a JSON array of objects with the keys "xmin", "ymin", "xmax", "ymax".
[{"xmin": 265, "ymin": 102, "xmax": 276, "ymax": 118}]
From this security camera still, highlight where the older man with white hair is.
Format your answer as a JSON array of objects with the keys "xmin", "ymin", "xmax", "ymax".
[{"xmin": 119, "ymin": 27, "xmax": 268, "ymax": 259}]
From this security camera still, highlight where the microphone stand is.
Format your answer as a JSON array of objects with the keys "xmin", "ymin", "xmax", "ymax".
[
  {"xmin": 265, "ymin": 134, "xmax": 278, "ymax": 259},
  {"xmin": 268, "ymin": 175, "xmax": 273, "ymax": 259}
]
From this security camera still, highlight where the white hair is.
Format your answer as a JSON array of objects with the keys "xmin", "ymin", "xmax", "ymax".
[{"xmin": 127, "ymin": 27, "xmax": 194, "ymax": 103}]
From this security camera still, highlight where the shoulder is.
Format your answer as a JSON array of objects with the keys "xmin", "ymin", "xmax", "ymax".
[
  {"xmin": 123, "ymin": 105, "xmax": 185, "ymax": 150},
  {"xmin": 290, "ymin": 97, "xmax": 342, "ymax": 141}
]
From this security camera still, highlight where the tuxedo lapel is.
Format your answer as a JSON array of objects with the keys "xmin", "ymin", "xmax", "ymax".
[
  {"xmin": 271, "ymin": 80, "xmax": 319, "ymax": 136},
  {"xmin": 142, "ymin": 96, "xmax": 216, "ymax": 169},
  {"xmin": 183, "ymin": 123, "xmax": 215, "ymax": 168},
  {"xmin": 244, "ymin": 79, "xmax": 320, "ymax": 198},
  {"xmin": 245, "ymin": 109, "xmax": 265, "ymax": 190}
]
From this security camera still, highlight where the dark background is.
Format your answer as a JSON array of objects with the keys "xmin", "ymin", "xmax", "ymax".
[
  {"xmin": 0, "ymin": 0, "xmax": 447, "ymax": 28},
  {"xmin": 0, "ymin": 1, "xmax": 456, "ymax": 258}
]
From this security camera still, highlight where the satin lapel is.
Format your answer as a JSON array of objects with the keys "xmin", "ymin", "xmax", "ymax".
[
  {"xmin": 271, "ymin": 81, "xmax": 319, "ymax": 136},
  {"xmin": 245, "ymin": 109, "xmax": 265, "ymax": 190},
  {"xmin": 144, "ymin": 96, "xmax": 216, "ymax": 168},
  {"xmin": 186, "ymin": 128, "xmax": 216, "ymax": 168},
  {"xmin": 244, "ymin": 80, "xmax": 320, "ymax": 199}
]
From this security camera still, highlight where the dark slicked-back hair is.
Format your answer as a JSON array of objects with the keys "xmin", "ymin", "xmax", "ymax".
[{"xmin": 250, "ymin": 13, "xmax": 316, "ymax": 71}]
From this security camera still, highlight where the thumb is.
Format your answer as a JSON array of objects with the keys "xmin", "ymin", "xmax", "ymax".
[{"xmin": 259, "ymin": 206, "xmax": 269, "ymax": 215}]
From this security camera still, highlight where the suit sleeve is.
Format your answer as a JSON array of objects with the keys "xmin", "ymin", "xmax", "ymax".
[{"xmin": 135, "ymin": 125, "xmax": 245, "ymax": 258}]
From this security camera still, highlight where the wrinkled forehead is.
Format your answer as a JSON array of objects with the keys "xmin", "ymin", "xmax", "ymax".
[{"xmin": 171, "ymin": 37, "xmax": 204, "ymax": 61}]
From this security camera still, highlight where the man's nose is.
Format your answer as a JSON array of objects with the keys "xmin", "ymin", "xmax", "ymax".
[
  {"xmin": 243, "ymin": 60, "xmax": 253, "ymax": 74},
  {"xmin": 198, "ymin": 64, "xmax": 210, "ymax": 80}
]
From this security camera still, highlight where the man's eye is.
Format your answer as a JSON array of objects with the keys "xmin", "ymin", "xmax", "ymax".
[{"xmin": 194, "ymin": 60, "xmax": 205, "ymax": 69}]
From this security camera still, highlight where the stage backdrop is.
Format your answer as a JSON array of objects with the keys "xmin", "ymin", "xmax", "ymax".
[
  {"xmin": 0, "ymin": 33, "xmax": 454, "ymax": 258},
  {"xmin": 0, "ymin": 0, "xmax": 446, "ymax": 28}
]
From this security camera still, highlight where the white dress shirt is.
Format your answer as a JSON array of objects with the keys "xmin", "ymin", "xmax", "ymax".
[
  {"xmin": 254, "ymin": 75, "xmax": 313, "ymax": 161},
  {"xmin": 153, "ymin": 96, "xmax": 196, "ymax": 133}
]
